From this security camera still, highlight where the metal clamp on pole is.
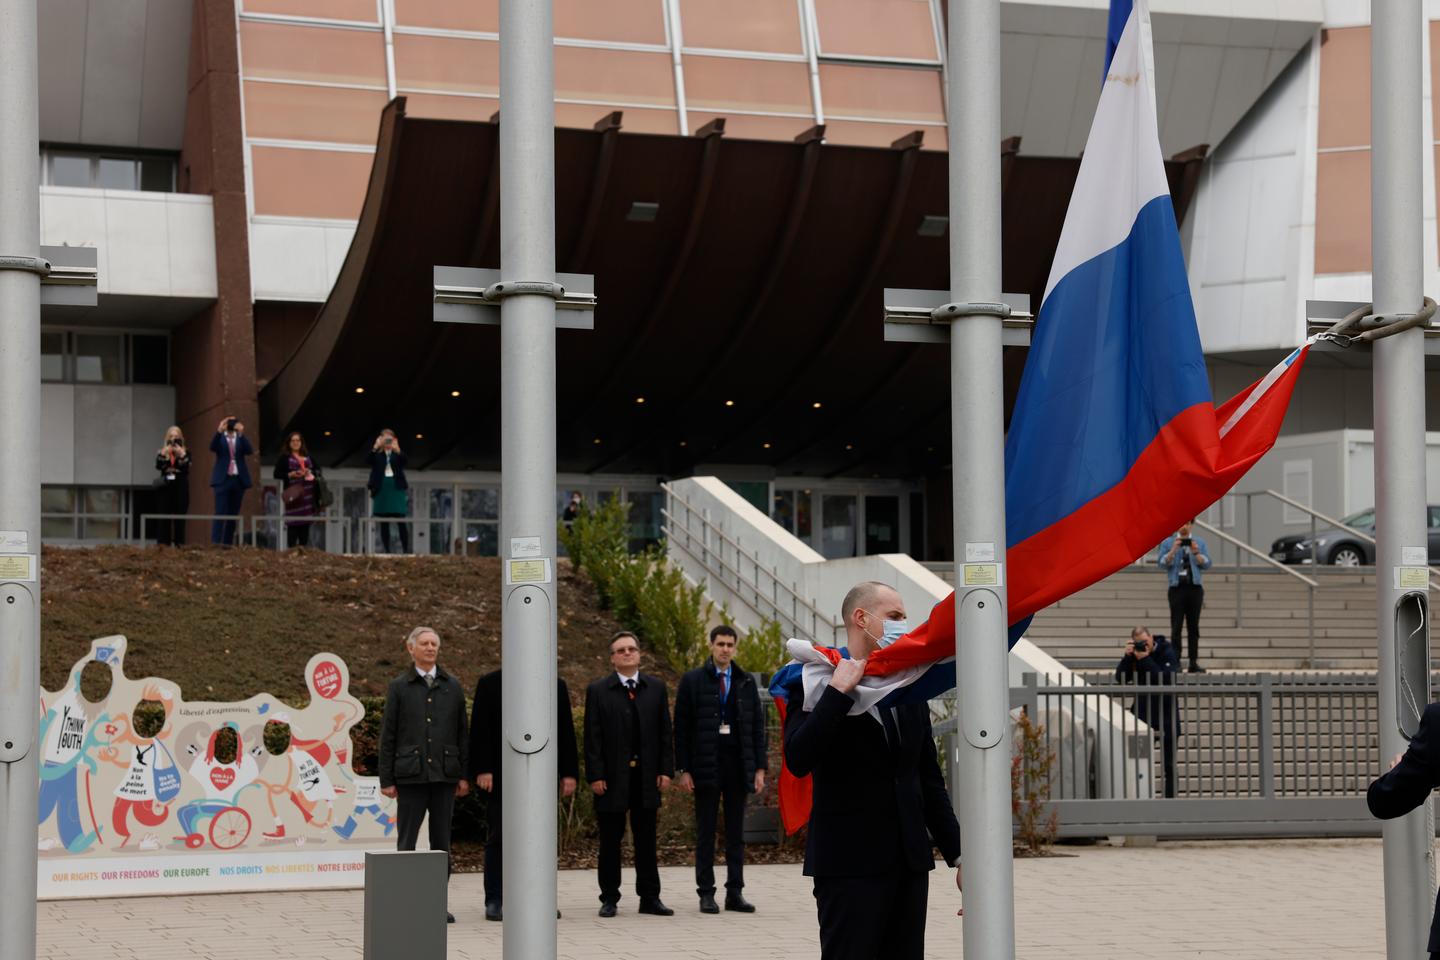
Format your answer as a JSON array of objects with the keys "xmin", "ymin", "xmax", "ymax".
[
  {"xmin": 931, "ymin": 300, "xmax": 1013, "ymax": 321},
  {"xmin": 482, "ymin": 280, "xmax": 567, "ymax": 302},
  {"xmin": 0, "ymin": 255, "xmax": 50, "ymax": 278},
  {"xmin": 1311, "ymin": 296, "xmax": 1437, "ymax": 347}
]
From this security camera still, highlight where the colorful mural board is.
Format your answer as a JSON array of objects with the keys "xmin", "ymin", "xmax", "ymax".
[{"xmin": 37, "ymin": 637, "xmax": 393, "ymax": 899}]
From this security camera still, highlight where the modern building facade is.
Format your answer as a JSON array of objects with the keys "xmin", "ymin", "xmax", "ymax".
[{"xmin": 32, "ymin": 0, "xmax": 1439, "ymax": 559}]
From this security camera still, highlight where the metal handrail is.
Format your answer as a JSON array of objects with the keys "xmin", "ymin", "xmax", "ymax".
[
  {"xmin": 1258, "ymin": 488, "xmax": 1377, "ymax": 547},
  {"xmin": 660, "ymin": 482, "xmax": 842, "ymax": 644},
  {"xmin": 1193, "ymin": 518, "xmax": 1323, "ymax": 668},
  {"xmin": 1193, "ymin": 519, "xmax": 1319, "ymax": 588},
  {"xmin": 1244, "ymin": 487, "xmax": 1440, "ymax": 588}
]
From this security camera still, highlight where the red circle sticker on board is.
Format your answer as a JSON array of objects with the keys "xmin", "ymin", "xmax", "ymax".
[{"xmin": 311, "ymin": 660, "xmax": 342, "ymax": 700}]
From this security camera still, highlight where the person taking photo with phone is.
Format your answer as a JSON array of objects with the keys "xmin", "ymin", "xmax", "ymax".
[
  {"xmin": 209, "ymin": 415, "xmax": 253, "ymax": 546},
  {"xmin": 367, "ymin": 429, "xmax": 410, "ymax": 554},
  {"xmin": 153, "ymin": 426, "xmax": 191, "ymax": 546},
  {"xmin": 1158, "ymin": 520, "xmax": 1211, "ymax": 673}
]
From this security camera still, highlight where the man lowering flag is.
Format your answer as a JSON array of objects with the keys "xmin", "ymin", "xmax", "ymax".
[{"xmin": 775, "ymin": 0, "xmax": 1314, "ymax": 863}]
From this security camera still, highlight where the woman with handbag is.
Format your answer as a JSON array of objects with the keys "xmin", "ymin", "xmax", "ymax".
[
  {"xmin": 367, "ymin": 428, "xmax": 411, "ymax": 554},
  {"xmin": 153, "ymin": 426, "xmax": 191, "ymax": 546},
  {"xmin": 274, "ymin": 431, "xmax": 320, "ymax": 549}
]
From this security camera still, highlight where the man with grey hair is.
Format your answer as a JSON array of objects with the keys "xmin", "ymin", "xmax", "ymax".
[
  {"xmin": 380, "ymin": 626, "xmax": 470, "ymax": 923},
  {"xmin": 783, "ymin": 580, "xmax": 961, "ymax": 959}
]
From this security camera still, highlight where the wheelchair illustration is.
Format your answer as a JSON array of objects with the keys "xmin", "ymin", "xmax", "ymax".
[{"xmin": 175, "ymin": 783, "xmax": 264, "ymax": 850}]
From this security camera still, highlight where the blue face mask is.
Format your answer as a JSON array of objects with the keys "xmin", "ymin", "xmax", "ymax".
[{"xmin": 864, "ymin": 611, "xmax": 910, "ymax": 649}]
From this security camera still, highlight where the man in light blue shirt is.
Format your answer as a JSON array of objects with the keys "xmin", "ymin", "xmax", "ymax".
[{"xmin": 1158, "ymin": 520, "xmax": 1210, "ymax": 673}]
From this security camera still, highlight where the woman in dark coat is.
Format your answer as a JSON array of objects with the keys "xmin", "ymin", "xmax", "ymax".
[
  {"xmin": 153, "ymin": 426, "xmax": 191, "ymax": 546},
  {"xmin": 273, "ymin": 431, "xmax": 319, "ymax": 549},
  {"xmin": 367, "ymin": 428, "xmax": 410, "ymax": 554}
]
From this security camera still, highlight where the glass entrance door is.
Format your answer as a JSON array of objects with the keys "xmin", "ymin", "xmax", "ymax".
[
  {"xmin": 821, "ymin": 494, "xmax": 857, "ymax": 559},
  {"xmin": 864, "ymin": 495, "xmax": 900, "ymax": 554}
]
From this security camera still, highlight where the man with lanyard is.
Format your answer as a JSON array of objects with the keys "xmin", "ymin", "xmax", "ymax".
[
  {"xmin": 1158, "ymin": 520, "xmax": 1211, "ymax": 673},
  {"xmin": 674, "ymin": 625, "xmax": 767, "ymax": 914}
]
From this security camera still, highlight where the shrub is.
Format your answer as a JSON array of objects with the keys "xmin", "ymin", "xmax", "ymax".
[
  {"xmin": 738, "ymin": 617, "xmax": 789, "ymax": 678},
  {"xmin": 1011, "ymin": 708, "xmax": 1058, "ymax": 856}
]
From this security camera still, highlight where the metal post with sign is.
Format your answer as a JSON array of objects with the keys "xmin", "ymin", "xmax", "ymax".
[
  {"xmin": 879, "ymin": 0, "xmax": 1018, "ymax": 956},
  {"xmin": 1371, "ymin": 1, "xmax": 1436, "ymax": 956},
  {"xmin": 0, "ymin": 1, "xmax": 43, "ymax": 957},
  {"xmin": 430, "ymin": 0, "xmax": 593, "ymax": 953}
]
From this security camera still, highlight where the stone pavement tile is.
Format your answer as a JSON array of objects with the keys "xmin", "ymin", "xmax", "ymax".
[{"xmin": 39, "ymin": 839, "xmax": 1406, "ymax": 960}]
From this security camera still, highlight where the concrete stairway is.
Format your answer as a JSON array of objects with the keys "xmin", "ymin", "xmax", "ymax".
[{"xmin": 928, "ymin": 563, "xmax": 1386, "ymax": 670}]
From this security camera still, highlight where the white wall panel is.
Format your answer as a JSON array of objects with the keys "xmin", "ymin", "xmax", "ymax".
[
  {"xmin": 79, "ymin": 0, "xmax": 148, "ymax": 148},
  {"xmin": 73, "ymin": 386, "xmax": 134, "ymax": 486},
  {"xmin": 40, "ymin": 385, "xmax": 76, "ymax": 487},
  {"xmin": 130, "ymin": 387, "xmax": 178, "ymax": 486},
  {"xmin": 105, "ymin": 196, "xmax": 172, "ymax": 295}
]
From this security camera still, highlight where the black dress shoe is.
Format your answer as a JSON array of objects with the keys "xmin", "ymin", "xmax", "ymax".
[
  {"xmin": 446, "ymin": 912, "xmax": 455, "ymax": 924},
  {"xmin": 637, "ymin": 898, "xmax": 674, "ymax": 916},
  {"xmin": 1188, "ymin": 663, "xmax": 1207, "ymax": 674},
  {"xmin": 724, "ymin": 894, "xmax": 756, "ymax": 913},
  {"xmin": 598, "ymin": 902, "xmax": 617, "ymax": 918},
  {"xmin": 698, "ymin": 894, "xmax": 719, "ymax": 914},
  {"xmin": 484, "ymin": 901, "xmax": 502, "ymax": 922}
]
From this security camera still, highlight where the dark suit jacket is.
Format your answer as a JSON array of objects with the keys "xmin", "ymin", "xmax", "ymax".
[
  {"xmin": 1367, "ymin": 701, "xmax": 1440, "ymax": 952},
  {"xmin": 584, "ymin": 672, "xmax": 673, "ymax": 813},
  {"xmin": 378, "ymin": 665, "xmax": 468, "ymax": 788},
  {"xmin": 366, "ymin": 449, "xmax": 408, "ymax": 493},
  {"xmin": 784, "ymin": 682, "xmax": 961, "ymax": 877},
  {"xmin": 467, "ymin": 669, "xmax": 579, "ymax": 788},
  {"xmin": 208, "ymin": 432, "xmax": 254, "ymax": 488},
  {"xmin": 674, "ymin": 660, "xmax": 767, "ymax": 790}
]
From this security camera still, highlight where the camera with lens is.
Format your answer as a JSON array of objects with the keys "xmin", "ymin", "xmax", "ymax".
[{"xmin": 226, "ymin": 418, "xmax": 237, "ymax": 431}]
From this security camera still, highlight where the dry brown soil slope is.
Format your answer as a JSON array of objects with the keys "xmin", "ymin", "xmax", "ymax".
[{"xmin": 39, "ymin": 545, "xmax": 639, "ymax": 705}]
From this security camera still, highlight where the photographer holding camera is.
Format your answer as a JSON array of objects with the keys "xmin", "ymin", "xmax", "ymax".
[
  {"xmin": 153, "ymin": 426, "xmax": 191, "ymax": 546},
  {"xmin": 208, "ymin": 415, "xmax": 253, "ymax": 546},
  {"xmin": 367, "ymin": 428, "xmax": 411, "ymax": 554},
  {"xmin": 1116, "ymin": 626, "xmax": 1181, "ymax": 798},
  {"xmin": 1158, "ymin": 520, "xmax": 1210, "ymax": 673}
]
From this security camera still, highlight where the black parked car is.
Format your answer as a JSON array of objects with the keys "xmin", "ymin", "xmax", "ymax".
[{"xmin": 1271, "ymin": 507, "xmax": 1440, "ymax": 566}]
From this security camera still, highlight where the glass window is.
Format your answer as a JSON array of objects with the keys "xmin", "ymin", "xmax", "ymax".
[
  {"xmin": 680, "ymin": 0, "xmax": 803, "ymax": 54},
  {"xmin": 461, "ymin": 487, "xmax": 499, "ymax": 520},
  {"xmin": 462, "ymin": 522, "xmax": 498, "ymax": 557},
  {"xmin": 773, "ymin": 490, "xmax": 796, "ymax": 532},
  {"xmin": 41, "ymin": 331, "xmax": 65, "ymax": 381},
  {"xmin": 626, "ymin": 491, "xmax": 663, "ymax": 549},
  {"xmin": 242, "ymin": 0, "xmax": 380, "ymax": 21},
  {"xmin": 131, "ymin": 335, "xmax": 168, "ymax": 385},
  {"xmin": 556, "ymin": 0, "xmax": 665, "ymax": 45},
  {"xmin": 239, "ymin": 21, "xmax": 387, "ymax": 87},
  {"xmin": 50, "ymin": 155, "xmax": 90, "ymax": 188},
  {"xmin": 249, "ymin": 146, "xmax": 373, "ymax": 219},
  {"xmin": 814, "ymin": 0, "xmax": 938, "ymax": 60},
  {"xmin": 795, "ymin": 489, "xmax": 813, "ymax": 540},
  {"xmin": 1429, "ymin": 507, "xmax": 1440, "ymax": 529},
  {"xmin": 683, "ymin": 56, "xmax": 812, "ymax": 115},
  {"xmin": 686, "ymin": 111, "xmax": 813, "ymax": 141},
  {"xmin": 243, "ymin": 81, "xmax": 389, "ymax": 145},
  {"xmin": 394, "ymin": 34, "xmax": 499, "ymax": 95},
  {"xmin": 139, "ymin": 157, "xmax": 175, "ymax": 192},
  {"xmin": 821, "ymin": 494, "xmax": 856, "ymax": 559},
  {"xmin": 82, "ymin": 488, "xmax": 124, "ymax": 540},
  {"xmin": 821, "ymin": 118, "xmax": 945, "ymax": 149},
  {"xmin": 556, "ymin": 47, "xmax": 676, "ymax": 107},
  {"xmin": 820, "ymin": 63, "xmax": 944, "ymax": 121},
  {"xmin": 97, "ymin": 158, "xmax": 137, "ymax": 191},
  {"xmin": 865, "ymin": 495, "xmax": 900, "ymax": 554},
  {"xmin": 73, "ymin": 334, "xmax": 123, "ymax": 384},
  {"xmin": 772, "ymin": 489, "xmax": 814, "ymax": 539},
  {"xmin": 394, "ymin": 0, "xmax": 497, "ymax": 32},
  {"xmin": 429, "ymin": 486, "xmax": 454, "ymax": 555},
  {"xmin": 42, "ymin": 487, "xmax": 75, "ymax": 514}
]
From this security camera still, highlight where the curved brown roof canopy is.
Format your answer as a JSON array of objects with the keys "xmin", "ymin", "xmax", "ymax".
[{"xmin": 260, "ymin": 98, "xmax": 1206, "ymax": 478}]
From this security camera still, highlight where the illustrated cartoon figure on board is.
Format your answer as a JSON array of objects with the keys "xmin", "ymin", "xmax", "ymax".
[
  {"xmin": 97, "ymin": 684, "xmax": 180, "ymax": 851},
  {"xmin": 36, "ymin": 656, "xmax": 114, "ymax": 854},
  {"xmin": 257, "ymin": 709, "xmax": 354, "ymax": 841},
  {"xmin": 174, "ymin": 721, "xmax": 265, "ymax": 850}
]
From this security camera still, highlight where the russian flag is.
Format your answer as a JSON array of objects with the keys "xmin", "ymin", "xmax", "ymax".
[{"xmin": 772, "ymin": 0, "xmax": 1310, "ymax": 829}]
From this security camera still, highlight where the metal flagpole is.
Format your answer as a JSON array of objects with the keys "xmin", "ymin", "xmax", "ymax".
[
  {"xmin": 1370, "ymin": 2, "xmax": 1436, "ymax": 957},
  {"xmin": 0, "ymin": 0, "xmax": 43, "ymax": 958},
  {"xmin": 948, "ymin": 0, "xmax": 1017, "ymax": 957},
  {"xmin": 498, "ymin": 0, "xmax": 561, "ymax": 955}
]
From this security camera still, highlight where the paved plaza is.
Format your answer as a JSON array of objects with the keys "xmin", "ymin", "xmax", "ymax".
[{"xmin": 38, "ymin": 838, "xmax": 1397, "ymax": 959}]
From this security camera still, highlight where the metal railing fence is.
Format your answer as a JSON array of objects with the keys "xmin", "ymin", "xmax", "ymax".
[{"xmin": 661, "ymin": 482, "xmax": 843, "ymax": 647}]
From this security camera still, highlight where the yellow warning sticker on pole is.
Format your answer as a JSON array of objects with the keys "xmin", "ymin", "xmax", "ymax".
[
  {"xmin": 961, "ymin": 562, "xmax": 1002, "ymax": 587},
  {"xmin": 0, "ymin": 554, "xmax": 36, "ymax": 582},
  {"xmin": 1395, "ymin": 566, "xmax": 1430, "ymax": 590},
  {"xmin": 507, "ymin": 558, "xmax": 552, "ymax": 584}
]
